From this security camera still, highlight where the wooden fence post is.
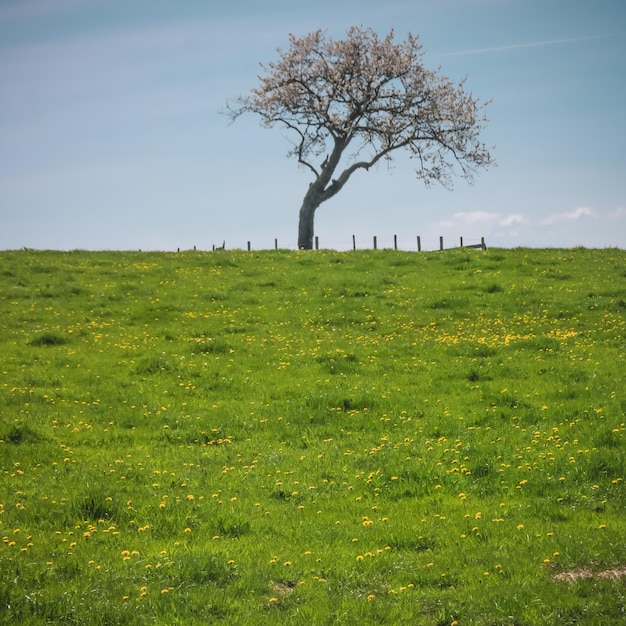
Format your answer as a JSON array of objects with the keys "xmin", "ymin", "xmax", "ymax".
[
  {"xmin": 481, "ymin": 237, "xmax": 487, "ymax": 250},
  {"xmin": 417, "ymin": 236, "xmax": 421, "ymax": 252},
  {"xmin": 315, "ymin": 236, "xmax": 319, "ymax": 250},
  {"xmin": 394, "ymin": 234, "xmax": 398, "ymax": 250},
  {"xmin": 275, "ymin": 238, "xmax": 278, "ymax": 250},
  {"xmin": 247, "ymin": 241, "xmax": 251, "ymax": 251},
  {"xmin": 439, "ymin": 237, "xmax": 444, "ymax": 251},
  {"xmin": 373, "ymin": 236, "xmax": 377, "ymax": 250},
  {"xmin": 352, "ymin": 234, "xmax": 356, "ymax": 250},
  {"xmin": 460, "ymin": 236, "xmax": 464, "ymax": 247}
]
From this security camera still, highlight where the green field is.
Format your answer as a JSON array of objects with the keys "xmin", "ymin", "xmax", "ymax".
[{"xmin": 1, "ymin": 247, "xmax": 625, "ymax": 625}]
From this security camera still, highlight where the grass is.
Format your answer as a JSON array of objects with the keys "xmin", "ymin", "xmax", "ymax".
[{"xmin": 1, "ymin": 246, "xmax": 625, "ymax": 625}]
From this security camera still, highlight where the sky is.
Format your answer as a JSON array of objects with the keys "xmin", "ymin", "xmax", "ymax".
[{"xmin": 1, "ymin": 0, "xmax": 625, "ymax": 251}]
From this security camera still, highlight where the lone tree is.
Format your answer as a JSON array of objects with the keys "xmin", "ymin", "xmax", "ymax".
[{"xmin": 228, "ymin": 26, "xmax": 494, "ymax": 250}]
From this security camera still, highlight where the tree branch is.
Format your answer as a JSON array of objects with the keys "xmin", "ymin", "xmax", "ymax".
[{"xmin": 319, "ymin": 139, "xmax": 413, "ymax": 202}]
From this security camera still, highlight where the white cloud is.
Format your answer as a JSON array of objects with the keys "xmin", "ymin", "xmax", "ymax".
[
  {"xmin": 451, "ymin": 211, "xmax": 500, "ymax": 224},
  {"xmin": 438, "ymin": 211, "xmax": 534, "ymax": 233},
  {"xmin": 540, "ymin": 207, "xmax": 597, "ymax": 225},
  {"xmin": 499, "ymin": 213, "xmax": 529, "ymax": 226}
]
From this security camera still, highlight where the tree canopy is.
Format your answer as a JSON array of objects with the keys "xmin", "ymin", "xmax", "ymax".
[{"xmin": 228, "ymin": 26, "xmax": 495, "ymax": 249}]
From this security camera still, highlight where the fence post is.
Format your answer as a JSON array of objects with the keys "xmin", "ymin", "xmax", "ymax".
[
  {"xmin": 315, "ymin": 236, "xmax": 319, "ymax": 250},
  {"xmin": 439, "ymin": 237, "xmax": 444, "ymax": 251},
  {"xmin": 460, "ymin": 236, "xmax": 464, "ymax": 247},
  {"xmin": 417, "ymin": 236, "xmax": 421, "ymax": 252},
  {"xmin": 481, "ymin": 237, "xmax": 487, "ymax": 251},
  {"xmin": 247, "ymin": 241, "xmax": 251, "ymax": 252},
  {"xmin": 275, "ymin": 238, "xmax": 278, "ymax": 250},
  {"xmin": 394, "ymin": 234, "xmax": 398, "ymax": 250},
  {"xmin": 352, "ymin": 234, "xmax": 356, "ymax": 251},
  {"xmin": 373, "ymin": 236, "xmax": 377, "ymax": 250}
]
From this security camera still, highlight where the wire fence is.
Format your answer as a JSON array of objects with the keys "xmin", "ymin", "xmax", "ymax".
[{"xmin": 191, "ymin": 235, "xmax": 487, "ymax": 253}]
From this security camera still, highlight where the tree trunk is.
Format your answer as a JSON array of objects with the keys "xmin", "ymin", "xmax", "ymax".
[
  {"xmin": 297, "ymin": 140, "xmax": 346, "ymax": 249},
  {"xmin": 297, "ymin": 189, "xmax": 321, "ymax": 250}
]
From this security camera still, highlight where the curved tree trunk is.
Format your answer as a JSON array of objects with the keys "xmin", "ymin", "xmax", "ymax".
[
  {"xmin": 297, "ymin": 139, "xmax": 347, "ymax": 249},
  {"xmin": 297, "ymin": 189, "xmax": 322, "ymax": 249}
]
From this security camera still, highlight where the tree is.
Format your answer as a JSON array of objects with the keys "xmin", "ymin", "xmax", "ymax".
[{"xmin": 228, "ymin": 26, "xmax": 494, "ymax": 250}]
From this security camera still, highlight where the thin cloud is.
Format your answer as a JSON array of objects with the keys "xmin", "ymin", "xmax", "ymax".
[
  {"xmin": 540, "ymin": 207, "xmax": 597, "ymax": 225},
  {"xmin": 0, "ymin": 0, "xmax": 88, "ymax": 20},
  {"xmin": 439, "ymin": 209, "xmax": 601, "ymax": 233},
  {"xmin": 609, "ymin": 208, "xmax": 626, "ymax": 219},
  {"xmin": 499, "ymin": 214, "xmax": 529, "ymax": 226},
  {"xmin": 439, "ymin": 35, "xmax": 607, "ymax": 58},
  {"xmin": 451, "ymin": 211, "xmax": 499, "ymax": 223},
  {"xmin": 441, "ymin": 211, "xmax": 531, "ymax": 228},
  {"xmin": 0, "ymin": 15, "xmax": 268, "ymax": 108}
]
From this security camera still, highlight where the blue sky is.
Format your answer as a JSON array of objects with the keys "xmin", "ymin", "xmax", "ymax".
[{"xmin": 1, "ymin": 0, "xmax": 625, "ymax": 251}]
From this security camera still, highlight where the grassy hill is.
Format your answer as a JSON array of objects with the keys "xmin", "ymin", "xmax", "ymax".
[{"xmin": 1, "ymin": 247, "xmax": 625, "ymax": 625}]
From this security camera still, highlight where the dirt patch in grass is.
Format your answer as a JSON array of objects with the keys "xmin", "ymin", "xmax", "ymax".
[
  {"xmin": 270, "ymin": 581, "xmax": 297, "ymax": 595},
  {"xmin": 554, "ymin": 566, "xmax": 626, "ymax": 583}
]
